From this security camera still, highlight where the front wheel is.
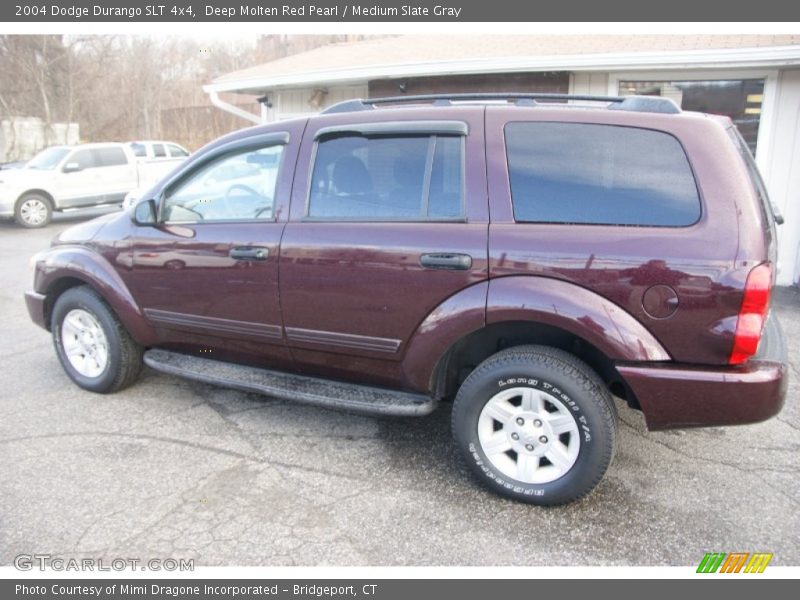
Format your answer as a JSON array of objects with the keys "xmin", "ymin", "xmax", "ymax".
[
  {"xmin": 52, "ymin": 286, "xmax": 143, "ymax": 393},
  {"xmin": 15, "ymin": 193, "xmax": 52, "ymax": 228},
  {"xmin": 452, "ymin": 345, "xmax": 617, "ymax": 505}
]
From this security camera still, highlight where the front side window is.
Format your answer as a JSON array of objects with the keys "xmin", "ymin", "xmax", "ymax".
[
  {"xmin": 67, "ymin": 149, "xmax": 95, "ymax": 171},
  {"xmin": 308, "ymin": 134, "xmax": 464, "ymax": 220},
  {"xmin": 162, "ymin": 145, "xmax": 284, "ymax": 223},
  {"xmin": 505, "ymin": 122, "xmax": 701, "ymax": 227}
]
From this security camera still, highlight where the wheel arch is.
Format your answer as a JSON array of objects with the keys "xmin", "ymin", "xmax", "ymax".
[
  {"xmin": 429, "ymin": 319, "xmax": 639, "ymax": 408},
  {"xmin": 35, "ymin": 246, "xmax": 158, "ymax": 345},
  {"xmin": 17, "ymin": 189, "xmax": 55, "ymax": 207},
  {"xmin": 402, "ymin": 275, "xmax": 670, "ymax": 406}
]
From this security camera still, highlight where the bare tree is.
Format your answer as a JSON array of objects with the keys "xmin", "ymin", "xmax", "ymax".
[{"xmin": 0, "ymin": 34, "xmax": 386, "ymax": 156}]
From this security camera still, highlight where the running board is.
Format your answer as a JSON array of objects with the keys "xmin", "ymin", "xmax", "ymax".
[{"xmin": 143, "ymin": 349, "xmax": 437, "ymax": 417}]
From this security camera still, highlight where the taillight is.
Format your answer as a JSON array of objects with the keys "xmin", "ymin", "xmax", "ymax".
[{"xmin": 729, "ymin": 262, "xmax": 773, "ymax": 365}]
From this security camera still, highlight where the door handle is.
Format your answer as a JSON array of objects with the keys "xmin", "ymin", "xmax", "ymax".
[
  {"xmin": 420, "ymin": 253, "xmax": 472, "ymax": 271},
  {"xmin": 229, "ymin": 246, "xmax": 269, "ymax": 261}
]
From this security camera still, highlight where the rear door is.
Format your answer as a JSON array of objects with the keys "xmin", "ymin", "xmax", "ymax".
[
  {"xmin": 91, "ymin": 146, "xmax": 138, "ymax": 203},
  {"xmin": 279, "ymin": 107, "xmax": 489, "ymax": 388}
]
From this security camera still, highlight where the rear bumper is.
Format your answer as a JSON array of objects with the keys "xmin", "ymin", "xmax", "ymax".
[
  {"xmin": 617, "ymin": 311, "xmax": 788, "ymax": 430},
  {"xmin": 25, "ymin": 290, "xmax": 48, "ymax": 330}
]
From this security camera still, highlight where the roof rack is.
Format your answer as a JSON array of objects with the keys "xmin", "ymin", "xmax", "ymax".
[{"xmin": 321, "ymin": 93, "xmax": 681, "ymax": 115}]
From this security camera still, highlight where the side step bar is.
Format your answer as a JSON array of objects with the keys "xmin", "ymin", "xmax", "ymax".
[{"xmin": 143, "ymin": 349, "xmax": 438, "ymax": 417}]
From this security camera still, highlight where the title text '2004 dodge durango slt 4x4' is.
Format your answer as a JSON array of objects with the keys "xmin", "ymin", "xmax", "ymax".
[{"xmin": 26, "ymin": 93, "xmax": 788, "ymax": 505}]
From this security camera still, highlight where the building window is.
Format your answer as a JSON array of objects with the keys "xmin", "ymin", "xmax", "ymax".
[{"xmin": 619, "ymin": 79, "xmax": 765, "ymax": 155}]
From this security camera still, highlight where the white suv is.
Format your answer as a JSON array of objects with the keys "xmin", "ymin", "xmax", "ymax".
[
  {"xmin": 128, "ymin": 141, "xmax": 189, "ymax": 160},
  {"xmin": 0, "ymin": 142, "xmax": 186, "ymax": 227}
]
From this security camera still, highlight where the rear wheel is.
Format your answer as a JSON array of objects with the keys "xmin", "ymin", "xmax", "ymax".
[
  {"xmin": 452, "ymin": 345, "xmax": 617, "ymax": 505},
  {"xmin": 15, "ymin": 193, "xmax": 52, "ymax": 228},
  {"xmin": 52, "ymin": 286, "xmax": 143, "ymax": 393}
]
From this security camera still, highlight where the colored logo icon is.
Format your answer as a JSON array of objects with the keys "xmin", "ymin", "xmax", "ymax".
[{"xmin": 697, "ymin": 552, "xmax": 773, "ymax": 573}]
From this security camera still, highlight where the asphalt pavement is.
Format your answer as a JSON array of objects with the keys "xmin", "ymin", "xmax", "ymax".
[{"xmin": 0, "ymin": 212, "xmax": 797, "ymax": 567}]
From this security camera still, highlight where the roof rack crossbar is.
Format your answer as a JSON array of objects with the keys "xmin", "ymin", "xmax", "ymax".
[{"xmin": 321, "ymin": 93, "xmax": 681, "ymax": 115}]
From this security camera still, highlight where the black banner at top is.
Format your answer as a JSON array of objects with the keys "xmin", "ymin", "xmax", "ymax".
[{"xmin": 3, "ymin": 0, "xmax": 800, "ymax": 22}]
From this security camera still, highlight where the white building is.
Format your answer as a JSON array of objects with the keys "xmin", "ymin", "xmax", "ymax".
[{"xmin": 204, "ymin": 35, "xmax": 800, "ymax": 285}]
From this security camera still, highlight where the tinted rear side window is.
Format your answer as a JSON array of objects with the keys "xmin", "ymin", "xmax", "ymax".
[
  {"xmin": 308, "ymin": 134, "xmax": 463, "ymax": 220},
  {"xmin": 505, "ymin": 122, "xmax": 701, "ymax": 226},
  {"xmin": 93, "ymin": 147, "xmax": 128, "ymax": 167}
]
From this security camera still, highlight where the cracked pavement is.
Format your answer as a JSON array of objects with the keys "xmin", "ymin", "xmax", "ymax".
[{"xmin": 0, "ymin": 211, "xmax": 798, "ymax": 566}]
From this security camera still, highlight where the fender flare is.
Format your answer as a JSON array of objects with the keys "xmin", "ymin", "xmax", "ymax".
[
  {"xmin": 401, "ymin": 276, "xmax": 670, "ymax": 394},
  {"xmin": 34, "ymin": 245, "xmax": 158, "ymax": 345},
  {"xmin": 486, "ymin": 276, "xmax": 669, "ymax": 362},
  {"xmin": 401, "ymin": 281, "xmax": 487, "ymax": 393}
]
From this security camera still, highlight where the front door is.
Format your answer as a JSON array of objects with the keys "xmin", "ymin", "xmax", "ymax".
[
  {"xmin": 123, "ymin": 125, "xmax": 303, "ymax": 369},
  {"xmin": 279, "ymin": 108, "xmax": 489, "ymax": 389},
  {"xmin": 57, "ymin": 147, "xmax": 103, "ymax": 207}
]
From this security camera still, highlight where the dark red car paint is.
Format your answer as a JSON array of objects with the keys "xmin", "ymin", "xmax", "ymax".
[{"xmin": 25, "ymin": 104, "xmax": 786, "ymax": 430}]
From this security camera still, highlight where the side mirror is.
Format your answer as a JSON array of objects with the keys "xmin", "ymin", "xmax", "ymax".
[
  {"xmin": 771, "ymin": 202, "xmax": 785, "ymax": 226},
  {"xmin": 133, "ymin": 198, "xmax": 158, "ymax": 225},
  {"xmin": 63, "ymin": 162, "xmax": 82, "ymax": 173}
]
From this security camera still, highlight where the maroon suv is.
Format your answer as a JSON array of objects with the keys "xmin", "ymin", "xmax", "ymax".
[{"xmin": 25, "ymin": 94, "xmax": 788, "ymax": 505}]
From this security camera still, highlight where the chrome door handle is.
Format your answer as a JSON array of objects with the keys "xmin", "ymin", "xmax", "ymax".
[
  {"xmin": 420, "ymin": 253, "xmax": 472, "ymax": 271},
  {"xmin": 229, "ymin": 247, "xmax": 268, "ymax": 261}
]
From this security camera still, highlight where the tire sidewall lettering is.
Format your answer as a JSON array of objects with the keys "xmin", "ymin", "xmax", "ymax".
[{"xmin": 496, "ymin": 376, "xmax": 591, "ymax": 443}]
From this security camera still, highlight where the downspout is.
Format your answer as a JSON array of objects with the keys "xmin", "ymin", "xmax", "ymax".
[{"xmin": 206, "ymin": 90, "xmax": 262, "ymax": 125}]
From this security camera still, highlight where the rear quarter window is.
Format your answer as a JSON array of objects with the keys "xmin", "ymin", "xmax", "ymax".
[{"xmin": 505, "ymin": 122, "xmax": 701, "ymax": 227}]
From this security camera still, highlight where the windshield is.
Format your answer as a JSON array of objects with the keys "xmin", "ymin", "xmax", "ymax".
[{"xmin": 26, "ymin": 147, "xmax": 71, "ymax": 170}]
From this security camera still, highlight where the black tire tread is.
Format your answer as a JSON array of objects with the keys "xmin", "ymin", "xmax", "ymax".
[
  {"xmin": 451, "ymin": 344, "xmax": 617, "ymax": 505},
  {"xmin": 53, "ymin": 286, "xmax": 143, "ymax": 393}
]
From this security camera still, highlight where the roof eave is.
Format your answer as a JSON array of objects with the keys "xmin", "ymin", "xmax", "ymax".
[{"xmin": 203, "ymin": 45, "xmax": 800, "ymax": 95}]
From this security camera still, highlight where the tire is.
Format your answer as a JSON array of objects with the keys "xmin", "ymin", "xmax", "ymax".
[
  {"xmin": 452, "ymin": 345, "xmax": 617, "ymax": 506},
  {"xmin": 52, "ymin": 286, "xmax": 143, "ymax": 393},
  {"xmin": 15, "ymin": 193, "xmax": 53, "ymax": 228}
]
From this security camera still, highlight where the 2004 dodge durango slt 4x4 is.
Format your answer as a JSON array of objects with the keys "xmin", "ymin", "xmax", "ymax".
[{"xmin": 25, "ymin": 93, "xmax": 788, "ymax": 505}]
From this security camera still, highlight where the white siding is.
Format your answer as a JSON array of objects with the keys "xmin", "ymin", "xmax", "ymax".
[
  {"xmin": 570, "ymin": 72, "xmax": 609, "ymax": 96},
  {"xmin": 763, "ymin": 68, "xmax": 800, "ymax": 285},
  {"xmin": 269, "ymin": 85, "xmax": 369, "ymax": 121}
]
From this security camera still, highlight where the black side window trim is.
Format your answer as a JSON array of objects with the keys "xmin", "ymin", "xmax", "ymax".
[
  {"xmin": 304, "ymin": 132, "xmax": 467, "ymax": 223},
  {"xmin": 314, "ymin": 120, "xmax": 469, "ymax": 140}
]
